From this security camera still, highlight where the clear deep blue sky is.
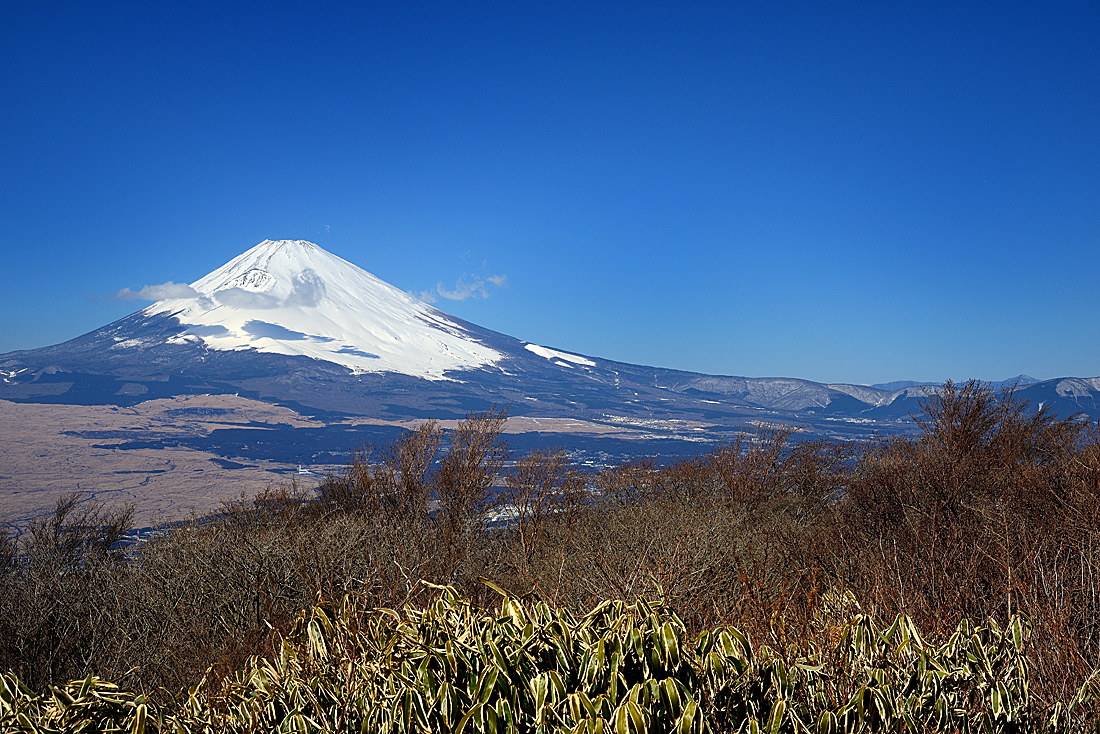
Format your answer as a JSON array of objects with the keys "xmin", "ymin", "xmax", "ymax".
[{"xmin": 2, "ymin": 1, "xmax": 1097, "ymax": 385}]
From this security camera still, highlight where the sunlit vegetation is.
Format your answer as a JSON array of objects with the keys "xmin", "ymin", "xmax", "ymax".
[{"xmin": 3, "ymin": 382, "xmax": 1100, "ymax": 731}]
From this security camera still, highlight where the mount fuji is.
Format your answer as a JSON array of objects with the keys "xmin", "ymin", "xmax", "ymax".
[
  {"xmin": 142, "ymin": 239, "xmax": 503, "ymax": 379},
  {"xmin": 2, "ymin": 240, "xmax": 1098, "ymax": 441}
]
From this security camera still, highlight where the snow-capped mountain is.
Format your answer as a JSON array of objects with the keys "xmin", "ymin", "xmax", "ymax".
[
  {"xmin": 1, "ymin": 240, "xmax": 1096, "ymax": 438},
  {"xmin": 146, "ymin": 239, "xmax": 501, "ymax": 379}
]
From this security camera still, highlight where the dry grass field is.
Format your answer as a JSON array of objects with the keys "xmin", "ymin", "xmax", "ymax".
[
  {"xmin": 0, "ymin": 395, "xmax": 329, "ymax": 529},
  {"xmin": 0, "ymin": 396, "xmax": 644, "ymax": 531}
]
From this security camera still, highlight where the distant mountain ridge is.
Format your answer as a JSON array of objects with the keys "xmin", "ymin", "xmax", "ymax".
[
  {"xmin": 2, "ymin": 241, "xmax": 1096, "ymax": 441},
  {"xmin": 871, "ymin": 376, "xmax": 1040, "ymax": 392}
]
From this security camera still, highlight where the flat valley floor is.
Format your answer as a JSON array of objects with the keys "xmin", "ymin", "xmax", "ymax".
[
  {"xmin": 0, "ymin": 395, "xmax": 338, "ymax": 531},
  {"xmin": 0, "ymin": 396, "xmax": 649, "ymax": 533}
]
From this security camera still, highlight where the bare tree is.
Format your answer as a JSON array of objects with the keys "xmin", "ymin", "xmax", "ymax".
[
  {"xmin": 709, "ymin": 423, "xmax": 797, "ymax": 506},
  {"xmin": 505, "ymin": 448, "xmax": 585, "ymax": 563},
  {"xmin": 434, "ymin": 406, "xmax": 511, "ymax": 575}
]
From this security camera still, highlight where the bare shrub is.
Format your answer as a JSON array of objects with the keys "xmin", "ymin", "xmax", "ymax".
[
  {"xmin": 494, "ymin": 439, "xmax": 838, "ymax": 642},
  {"xmin": 710, "ymin": 424, "xmax": 798, "ymax": 506},
  {"xmin": 0, "ymin": 493, "xmax": 133, "ymax": 690},
  {"xmin": 431, "ymin": 406, "xmax": 510, "ymax": 587},
  {"xmin": 594, "ymin": 456, "xmax": 660, "ymax": 505},
  {"xmin": 315, "ymin": 445, "xmax": 378, "ymax": 515},
  {"xmin": 819, "ymin": 379, "xmax": 1098, "ymax": 704},
  {"xmin": 500, "ymin": 448, "xmax": 586, "ymax": 600},
  {"xmin": 505, "ymin": 449, "xmax": 579, "ymax": 546},
  {"xmin": 318, "ymin": 420, "xmax": 443, "ymax": 522},
  {"xmin": 435, "ymin": 407, "xmax": 510, "ymax": 528}
]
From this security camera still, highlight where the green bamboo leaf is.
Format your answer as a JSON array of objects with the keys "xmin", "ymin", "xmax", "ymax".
[
  {"xmin": 545, "ymin": 670, "xmax": 566, "ymax": 702},
  {"xmin": 967, "ymin": 635, "xmax": 992, "ymax": 675},
  {"xmin": 726, "ymin": 628, "xmax": 753, "ymax": 662},
  {"xmin": 627, "ymin": 701, "xmax": 647, "ymax": 733},
  {"xmin": 130, "ymin": 703, "xmax": 147, "ymax": 734},
  {"xmin": 705, "ymin": 652, "xmax": 727, "ymax": 684},
  {"xmin": 17, "ymin": 711, "xmax": 38, "ymax": 731},
  {"xmin": 478, "ymin": 577, "xmax": 509, "ymax": 599},
  {"xmin": 400, "ymin": 690, "xmax": 414, "ymax": 733},
  {"xmin": 51, "ymin": 686, "xmax": 75, "ymax": 709},
  {"xmin": 1009, "ymin": 616, "xmax": 1028, "ymax": 653},
  {"xmin": 883, "ymin": 615, "xmax": 902, "ymax": 646},
  {"xmin": 659, "ymin": 678, "xmax": 682, "ymax": 716},
  {"xmin": 766, "ymin": 699, "xmax": 786, "ymax": 734},
  {"xmin": 496, "ymin": 698, "xmax": 515, "ymax": 730},
  {"xmin": 455, "ymin": 702, "xmax": 483, "ymax": 734},
  {"xmin": 476, "ymin": 668, "xmax": 499, "ymax": 705},
  {"xmin": 990, "ymin": 683, "xmax": 1003, "ymax": 717},
  {"xmin": 486, "ymin": 640, "xmax": 511, "ymax": 685},
  {"xmin": 662, "ymin": 623, "xmax": 681, "ymax": 669},
  {"xmin": 78, "ymin": 673, "xmax": 95, "ymax": 700},
  {"xmin": 871, "ymin": 687, "xmax": 893, "ymax": 725},
  {"xmin": 570, "ymin": 718, "xmax": 597, "ymax": 734},
  {"xmin": 1046, "ymin": 701, "xmax": 1064, "ymax": 731},
  {"xmin": 612, "ymin": 703, "xmax": 629, "ymax": 734},
  {"xmin": 438, "ymin": 681, "xmax": 456, "ymax": 726},
  {"xmin": 816, "ymin": 710, "xmax": 836, "ymax": 734},
  {"xmin": 676, "ymin": 700, "xmax": 700, "ymax": 734},
  {"xmin": 531, "ymin": 675, "xmax": 549, "ymax": 714},
  {"xmin": 484, "ymin": 699, "xmax": 500, "ymax": 734},
  {"xmin": 285, "ymin": 712, "xmax": 311, "ymax": 732},
  {"xmin": 568, "ymin": 692, "xmax": 596, "ymax": 723}
]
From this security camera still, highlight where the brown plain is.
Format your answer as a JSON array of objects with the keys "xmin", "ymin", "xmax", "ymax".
[
  {"xmin": 0, "ymin": 395, "xmax": 329, "ymax": 528},
  {"xmin": 0, "ymin": 395, "xmax": 638, "ymax": 529}
]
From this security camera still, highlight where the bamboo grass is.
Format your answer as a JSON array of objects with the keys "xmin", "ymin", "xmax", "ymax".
[{"xmin": 3, "ymin": 583, "xmax": 1098, "ymax": 733}]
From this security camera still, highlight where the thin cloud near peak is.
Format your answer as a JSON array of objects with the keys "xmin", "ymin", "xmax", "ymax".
[
  {"xmin": 433, "ymin": 273, "xmax": 509, "ymax": 301},
  {"xmin": 113, "ymin": 282, "xmax": 200, "ymax": 301}
]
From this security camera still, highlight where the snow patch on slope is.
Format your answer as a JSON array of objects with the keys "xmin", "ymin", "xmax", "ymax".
[
  {"xmin": 827, "ymin": 384, "xmax": 895, "ymax": 407},
  {"xmin": 1056, "ymin": 378, "xmax": 1100, "ymax": 398},
  {"xmin": 525, "ymin": 343, "xmax": 596, "ymax": 367},
  {"xmin": 144, "ymin": 240, "xmax": 502, "ymax": 379}
]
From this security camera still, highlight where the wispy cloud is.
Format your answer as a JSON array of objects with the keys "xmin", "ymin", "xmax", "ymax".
[
  {"xmin": 434, "ymin": 273, "xmax": 509, "ymax": 301},
  {"xmin": 214, "ymin": 288, "xmax": 279, "ymax": 309},
  {"xmin": 283, "ymin": 269, "xmax": 327, "ymax": 307},
  {"xmin": 113, "ymin": 282, "xmax": 200, "ymax": 301}
]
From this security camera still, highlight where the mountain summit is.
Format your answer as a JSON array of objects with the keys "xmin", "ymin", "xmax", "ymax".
[{"xmin": 145, "ymin": 240, "xmax": 501, "ymax": 379}]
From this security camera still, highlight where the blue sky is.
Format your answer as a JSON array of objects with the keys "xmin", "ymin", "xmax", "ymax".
[{"xmin": 2, "ymin": 1, "xmax": 1097, "ymax": 385}]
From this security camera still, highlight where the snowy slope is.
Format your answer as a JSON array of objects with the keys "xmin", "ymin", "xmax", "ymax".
[{"xmin": 144, "ymin": 240, "xmax": 502, "ymax": 379}]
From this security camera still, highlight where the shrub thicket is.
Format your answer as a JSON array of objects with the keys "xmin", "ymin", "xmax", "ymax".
[{"xmin": 1, "ymin": 383, "xmax": 1098, "ymax": 726}]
